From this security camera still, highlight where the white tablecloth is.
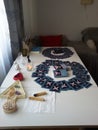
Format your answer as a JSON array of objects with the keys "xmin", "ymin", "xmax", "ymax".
[{"xmin": 0, "ymin": 47, "xmax": 98, "ymax": 128}]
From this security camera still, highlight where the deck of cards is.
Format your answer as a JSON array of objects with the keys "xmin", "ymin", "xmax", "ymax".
[{"xmin": 32, "ymin": 59, "xmax": 92, "ymax": 93}]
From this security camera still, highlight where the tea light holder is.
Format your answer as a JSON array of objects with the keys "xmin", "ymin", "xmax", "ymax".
[{"xmin": 27, "ymin": 64, "xmax": 33, "ymax": 71}]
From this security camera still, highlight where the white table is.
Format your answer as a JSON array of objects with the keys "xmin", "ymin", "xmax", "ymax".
[{"xmin": 0, "ymin": 47, "xmax": 98, "ymax": 129}]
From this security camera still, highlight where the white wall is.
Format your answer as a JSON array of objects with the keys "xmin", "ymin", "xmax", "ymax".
[
  {"xmin": 22, "ymin": 0, "xmax": 38, "ymax": 37},
  {"xmin": 22, "ymin": 0, "xmax": 98, "ymax": 41},
  {"xmin": 37, "ymin": 0, "xmax": 98, "ymax": 41}
]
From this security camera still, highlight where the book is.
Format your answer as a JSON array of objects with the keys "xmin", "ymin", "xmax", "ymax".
[{"xmin": 32, "ymin": 46, "xmax": 41, "ymax": 53}]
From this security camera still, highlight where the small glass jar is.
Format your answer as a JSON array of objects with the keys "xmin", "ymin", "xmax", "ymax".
[{"xmin": 20, "ymin": 49, "xmax": 28, "ymax": 65}]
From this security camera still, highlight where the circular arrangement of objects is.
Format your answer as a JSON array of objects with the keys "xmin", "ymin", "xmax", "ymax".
[
  {"xmin": 32, "ymin": 59, "xmax": 92, "ymax": 93},
  {"xmin": 42, "ymin": 47, "xmax": 74, "ymax": 59}
]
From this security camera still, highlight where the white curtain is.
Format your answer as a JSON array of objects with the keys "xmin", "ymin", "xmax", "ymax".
[{"xmin": 0, "ymin": 0, "xmax": 13, "ymax": 85}]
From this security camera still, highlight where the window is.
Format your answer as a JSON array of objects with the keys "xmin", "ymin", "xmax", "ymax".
[{"xmin": 0, "ymin": 0, "xmax": 12, "ymax": 85}]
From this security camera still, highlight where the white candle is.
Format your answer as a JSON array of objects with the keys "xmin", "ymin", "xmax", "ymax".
[{"xmin": 27, "ymin": 64, "xmax": 32, "ymax": 71}]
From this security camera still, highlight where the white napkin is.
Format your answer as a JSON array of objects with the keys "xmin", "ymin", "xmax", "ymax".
[{"xmin": 22, "ymin": 91, "xmax": 55, "ymax": 113}]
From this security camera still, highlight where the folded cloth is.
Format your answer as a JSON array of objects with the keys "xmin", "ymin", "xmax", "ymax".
[{"xmin": 22, "ymin": 91, "xmax": 55, "ymax": 113}]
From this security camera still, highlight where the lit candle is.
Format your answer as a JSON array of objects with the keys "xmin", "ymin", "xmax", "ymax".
[{"xmin": 27, "ymin": 64, "xmax": 33, "ymax": 71}]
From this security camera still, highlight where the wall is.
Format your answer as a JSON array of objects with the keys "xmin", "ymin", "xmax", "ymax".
[
  {"xmin": 22, "ymin": 0, "xmax": 98, "ymax": 41},
  {"xmin": 22, "ymin": 0, "xmax": 38, "ymax": 37},
  {"xmin": 37, "ymin": 0, "xmax": 98, "ymax": 41}
]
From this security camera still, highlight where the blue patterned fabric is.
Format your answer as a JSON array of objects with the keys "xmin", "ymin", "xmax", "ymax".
[{"xmin": 4, "ymin": 0, "xmax": 24, "ymax": 60}]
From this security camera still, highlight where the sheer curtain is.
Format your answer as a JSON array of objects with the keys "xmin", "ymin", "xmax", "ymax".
[{"xmin": 0, "ymin": 0, "xmax": 13, "ymax": 85}]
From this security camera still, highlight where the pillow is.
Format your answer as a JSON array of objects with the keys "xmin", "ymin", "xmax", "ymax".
[
  {"xmin": 39, "ymin": 35, "xmax": 62, "ymax": 47},
  {"xmin": 86, "ymin": 39, "xmax": 97, "ymax": 52}
]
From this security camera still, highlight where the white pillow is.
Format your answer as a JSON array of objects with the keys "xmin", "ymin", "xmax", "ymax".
[{"xmin": 86, "ymin": 39, "xmax": 97, "ymax": 52}]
